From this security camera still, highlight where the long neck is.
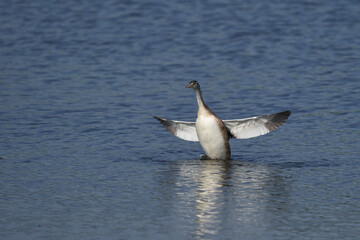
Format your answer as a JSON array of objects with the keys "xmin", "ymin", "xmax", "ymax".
[{"xmin": 194, "ymin": 88, "xmax": 206, "ymax": 110}]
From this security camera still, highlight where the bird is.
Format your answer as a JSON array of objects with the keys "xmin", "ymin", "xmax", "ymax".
[{"xmin": 154, "ymin": 80, "xmax": 291, "ymax": 160}]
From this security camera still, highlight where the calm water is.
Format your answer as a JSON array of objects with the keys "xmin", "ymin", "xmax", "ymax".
[{"xmin": 1, "ymin": 0, "xmax": 360, "ymax": 239}]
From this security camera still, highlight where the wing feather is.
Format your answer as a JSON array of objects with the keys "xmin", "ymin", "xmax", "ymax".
[
  {"xmin": 154, "ymin": 116, "xmax": 199, "ymax": 142},
  {"xmin": 223, "ymin": 111, "xmax": 291, "ymax": 139}
]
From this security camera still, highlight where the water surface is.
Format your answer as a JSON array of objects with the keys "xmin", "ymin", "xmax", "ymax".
[{"xmin": 1, "ymin": 0, "xmax": 359, "ymax": 239}]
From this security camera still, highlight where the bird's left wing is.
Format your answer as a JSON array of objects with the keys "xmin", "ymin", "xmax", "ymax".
[
  {"xmin": 154, "ymin": 116, "xmax": 199, "ymax": 142},
  {"xmin": 223, "ymin": 110, "xmax": 291, "ymax": 139}
]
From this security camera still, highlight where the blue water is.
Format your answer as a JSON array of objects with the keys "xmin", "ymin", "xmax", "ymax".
[{"xmin": 1, "ymin": 0, "xmax": 359, "ymax": 239}]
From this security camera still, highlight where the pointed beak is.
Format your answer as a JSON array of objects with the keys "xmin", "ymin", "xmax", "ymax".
[{"xmin": 185, "ymin": 83, "xmax": 192, "ymax": 88}]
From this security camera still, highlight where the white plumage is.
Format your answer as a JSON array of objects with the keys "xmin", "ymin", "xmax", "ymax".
[{"xmin": 154, "ymin": 81, "xmax": 291, "ymax": 160}]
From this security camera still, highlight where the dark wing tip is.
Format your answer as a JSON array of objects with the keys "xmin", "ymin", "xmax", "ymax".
[
  {"xmin": 283, "ymin": 110, "xmax": 291, "ymax": 117},
  {"xmin": 278, "ymin": 110, "xmax": 291, "ymax": 120},
  {"xmin": 273, "ymin": 110, "xmax": 291, "ymax": 121},
  {"xmin": 153, "ymin": 116, "xmax": 173, "ymax": 129},
  {"xmin": 153, "ymin": 116, "xmax": 168, "ymax": 124},
  {"xmin": 153, "ymin": 116, "xmax": 163, "ymax": 121},
  {"xmin": 153, "ymin": 115, "xmax": 166, "ymax": 124},
  {"xmin": 265, "ymin": 110, "xmax": 291, "ymax": 131}
]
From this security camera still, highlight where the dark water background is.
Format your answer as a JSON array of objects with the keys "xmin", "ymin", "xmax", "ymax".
[{"xmin": 1, "ymin": 0, "xmax": 359, "ymax": 239}]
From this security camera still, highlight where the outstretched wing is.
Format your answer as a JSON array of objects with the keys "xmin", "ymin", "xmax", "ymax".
[
  {"xmin": 223, "ymin": 110, "xmax": 291, "ymax": 139},
  {"xmin": 154, "ymin": 116, "xmax": 199, "ymax": 142}
]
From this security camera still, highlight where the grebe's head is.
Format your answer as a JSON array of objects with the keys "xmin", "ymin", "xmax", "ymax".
[{"xmin": 185, "ymin": 80, "xmax": 200, "ymax": 90}]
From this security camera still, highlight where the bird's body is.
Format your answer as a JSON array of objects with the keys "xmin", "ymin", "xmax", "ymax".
[
  {"xmin": 154, "ymin": 81, "xmax": 291, "ymax": 160},
  {"xmin": 196, "ymin": 111, "xmax": 230, "ymax": 160}
]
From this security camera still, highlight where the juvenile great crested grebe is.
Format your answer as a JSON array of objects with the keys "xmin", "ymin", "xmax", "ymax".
[{"xmin": 154, "ymin": 81, "xmax": 291, "ymax": 160}]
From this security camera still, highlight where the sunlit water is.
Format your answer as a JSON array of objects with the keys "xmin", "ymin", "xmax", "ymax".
[{"xmin": 1, "ymin": 0, "xmax": 359, "ymax": 239}]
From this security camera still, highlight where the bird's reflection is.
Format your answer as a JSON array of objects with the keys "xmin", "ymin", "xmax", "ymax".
[
  {"xmin": 160, "ymin": 158, "xmax": 289, "ymax": 238},
  {"xmin": 194, "ymin": 160, "xmax": 231, "ymax": 236}
]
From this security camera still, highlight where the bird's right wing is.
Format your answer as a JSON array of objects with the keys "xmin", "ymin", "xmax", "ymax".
[
  {"xmin": 154, "ymin": 116, "xmax": 199, "ymax": 142},
  {"xmin": 223, "ymin": 110, "xmax": 291, "ymax": 139}
]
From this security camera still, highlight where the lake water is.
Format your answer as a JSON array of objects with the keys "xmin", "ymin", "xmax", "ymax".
[{"xmin": 1, "ymin": 0, "xmax": 359, "ymax": 239}]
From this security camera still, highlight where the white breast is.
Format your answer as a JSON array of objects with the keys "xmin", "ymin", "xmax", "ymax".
[{"xmin": 196, "ymin": 115, "xmax": 229, "ymax": 159}]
